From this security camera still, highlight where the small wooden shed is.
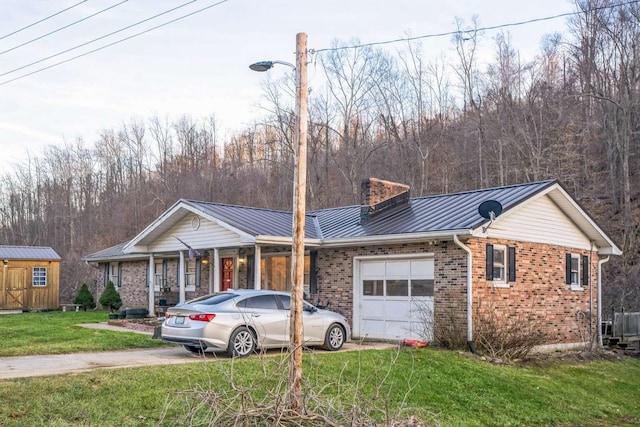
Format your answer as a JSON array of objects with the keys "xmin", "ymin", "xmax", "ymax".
[{"xmin": 0, "ymin": 246, "xmax": 61, "ymax": 311}]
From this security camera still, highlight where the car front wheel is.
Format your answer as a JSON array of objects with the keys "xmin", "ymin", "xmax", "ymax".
[
  {"xmin": 228, "ymin": 326, "xmax": 256, "ymax": 358},
  {"xmin": 324, "ymin": 324, "xmax": 345, "ymax": 351}
]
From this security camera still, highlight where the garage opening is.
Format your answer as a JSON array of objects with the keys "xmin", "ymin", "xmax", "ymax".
[{"xmin": 355, "ymin": 257, "xmax": 434, "ymax": 341}]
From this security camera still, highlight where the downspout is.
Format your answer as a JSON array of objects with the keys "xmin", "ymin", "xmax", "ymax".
[
  {"xmin": 597, "ymin": 255, "xmax": 610, "ymax": 348},
  {"xmin": 453, "ymin": 234, "xmax": 476, "ymax": 353}
]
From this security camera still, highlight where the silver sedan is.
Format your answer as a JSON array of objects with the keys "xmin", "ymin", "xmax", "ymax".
[{"xmin": 161, "ymin": 289, "xmax": 351, "ymax": 357}]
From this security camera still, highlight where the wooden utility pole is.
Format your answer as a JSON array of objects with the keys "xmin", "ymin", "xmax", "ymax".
[{"xmin": 288, "ymin": 31, "xmax": 308, "ymax": 411}]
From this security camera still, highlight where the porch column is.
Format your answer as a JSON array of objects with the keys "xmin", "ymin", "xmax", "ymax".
[
  {"xmin": 254, "ymin": 245, "xmax": 261, "ymax": 289},
  {"xmin": 179, "ymin": 250, "xmax": 186, "ymax": 303},
  {"xmin": 209, "ymin": 249, "xmax": 218, "ymax": 293},
  {"xmin": 213, "ymin": 248, "xmax": 220, "ymax": 293},
  {"xmin": 148, "ymin": 254, "xmax": 155, "ymax": 316}
]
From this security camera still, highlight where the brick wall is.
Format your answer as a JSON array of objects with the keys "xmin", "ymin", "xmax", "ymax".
[
  {"xmin": 466, "ymin": 237, "xmax": 599, "ymax": 345},
  {"xmin": 89, "ymin": 237, "xmax": 600, "ymax": 347}
]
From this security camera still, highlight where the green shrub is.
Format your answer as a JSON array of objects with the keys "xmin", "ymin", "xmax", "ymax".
[
  {"xmin": 73, "ymin": 283, "xmax": 96, "ymax": 311},
  {"xmin": 99, "ymin": 281, "xmax": 122, "ymax": 312}
]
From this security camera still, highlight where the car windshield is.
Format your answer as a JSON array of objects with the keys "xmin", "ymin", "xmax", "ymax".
[{"xmin": 185, "ymin": 293, "xmax": 238, "ymax": 306}]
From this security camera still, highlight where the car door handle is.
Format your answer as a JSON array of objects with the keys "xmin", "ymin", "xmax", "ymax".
[{"xmin": 251, "ymin": 313, "xmax": 261, "ymax": 317}]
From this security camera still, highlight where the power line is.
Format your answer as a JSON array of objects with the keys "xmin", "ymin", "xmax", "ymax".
[
  {"xmin": 0, "ymin": 1, "xmax": 129, "ymax": 57},
  {"xmin": 0, "ymin": 0, "xmax": 202, "ymax": 79},
  {"xmin": 0, "ymin": 0, "xmax": 231, "ymax": 87},
  {"xmin": 312, "ymin": 0, "xmax": 640, "ymax": 53},
  {"xmin": 0, "ymin": 1, "xmax": 89, "ymax": 40}
]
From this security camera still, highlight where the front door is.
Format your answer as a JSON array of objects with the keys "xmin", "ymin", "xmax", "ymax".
[{"xmin": 221, "ymin": 258, "xmax": 234, "ymax": 291}]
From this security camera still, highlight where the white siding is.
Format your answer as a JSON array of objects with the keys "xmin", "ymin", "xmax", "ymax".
[
  {"xmin": 149, "ymin": 215, "xmax": 243, "ymax": 252},
  {"xmin": 487, "ymin": 195, "xmax": 591, "ymax": 250}
]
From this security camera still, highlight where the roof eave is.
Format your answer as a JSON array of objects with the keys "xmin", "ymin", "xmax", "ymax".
[{"xmin": 320, "ymin": 230, "xmax": 473, "ymax": 247}]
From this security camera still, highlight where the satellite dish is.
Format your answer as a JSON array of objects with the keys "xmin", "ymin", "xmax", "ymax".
[{"xmin": 478, "ymin": 200, "xmax": 503, "ymax": 220}]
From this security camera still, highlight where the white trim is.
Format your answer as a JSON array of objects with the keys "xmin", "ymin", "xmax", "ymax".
[
  {"xmin": 491, "ymin": 244, "xmax": 508, "ymax": 287},
  {"xmin": 147, "ymin": 254, "xmax": 155, "ymax": 316},
  {"xmin": 213, "ymin": 248, "xmax": 220, "ymax": 293},
  {"xmin": 179, "ymin": 251, "xmax": 186, "ymax": 303},
  {"xmin": 324, "ymin": 231, "xmax": 471, "ymax": 248},
  {"xmin": 254, "ymin": 245, "xmax": 261, "ymax": 290}
]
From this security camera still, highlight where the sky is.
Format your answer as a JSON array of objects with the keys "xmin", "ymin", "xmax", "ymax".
[{"xmin": 0, "ymin": 0, "xmax": 575, "ymax": 173}]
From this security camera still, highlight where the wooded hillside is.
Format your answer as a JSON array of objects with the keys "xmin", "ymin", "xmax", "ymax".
[{"xmin": 0, "ymin": 0, "xmax": 637, "ymax": 311}]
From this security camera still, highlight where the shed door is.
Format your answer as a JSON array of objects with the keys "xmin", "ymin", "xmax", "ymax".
[
  {"xmin": 4, "ymin": 267, "xmax": 27, "ymax": 310},
  {"xmin": 357, "ymin": 258, "xmax": 434, "ymax": 341}
]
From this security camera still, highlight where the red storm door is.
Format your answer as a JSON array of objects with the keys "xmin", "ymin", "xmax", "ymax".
[{"xmin": 221, "ymin": 258, "xmax": 234, "ymax": 291}]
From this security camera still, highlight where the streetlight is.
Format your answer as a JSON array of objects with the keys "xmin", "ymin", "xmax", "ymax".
[{"xmin": 250, "ymin": 32, "xmax": 308, "ymax": 410}]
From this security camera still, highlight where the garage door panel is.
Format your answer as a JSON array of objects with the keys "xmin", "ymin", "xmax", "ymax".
[
  {"xmin": 385, "ymin": 300, "xmax": 411, "ymax": 319},
  {"xmin": 386, "ymin": 261, "xmax": 410, "ymax": 277},
  {"xmin": 361, "ymin": 299, "xmax": 385, "ymax": 319},
  {"xmin": 361, "ymin": 262, "xmax": 385, "ymax": 277},
  {"xmin": 360, "ymin": 319, "xmax": 385, "ymax": 338}
]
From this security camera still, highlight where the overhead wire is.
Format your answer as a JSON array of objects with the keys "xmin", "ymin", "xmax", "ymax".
[
  {"xmin": 0, "ymin": 0, "xmax": 230, "ymax": 87},
  {"xmin": 312, "ymin": 0, "xmax": 640, "ymax": 53},
  {"xmin": 0, "ymin": 0, "xmax": 89, "ymax": 40},
  {"xmin": 0, "ymin": 0, "xmax": 201, "ymax": 79},
  {"xmin": 0, "ymin": 1, "xmax": 130, "ymax": 56}
]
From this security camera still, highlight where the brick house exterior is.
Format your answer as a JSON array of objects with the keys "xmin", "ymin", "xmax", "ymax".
[{"xmin": 84, "ymin": 178, "xmax": 620, "ymax": 351}]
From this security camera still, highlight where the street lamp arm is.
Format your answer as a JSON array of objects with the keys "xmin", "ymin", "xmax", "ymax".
[{"xmin": 249, "ymin": 60, "xmax": 295, "ymax": 72}]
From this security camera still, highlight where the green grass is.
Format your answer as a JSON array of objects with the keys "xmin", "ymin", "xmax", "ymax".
[
  {"xmin": 1, "ymin": 348, "xmax": 639, "ymax": 426},
  {"xmin": 0, "ymin": 311, "xmax": 166, "ymax": 356},
  {"xmin": 1, "ymin": 312, "xmax": 638, "ymax": 426}
]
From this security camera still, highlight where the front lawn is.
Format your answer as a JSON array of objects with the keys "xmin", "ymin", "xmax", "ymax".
[
  {"xmin": 0, "ymin": 311, "xmax": 166, "ymax": 356},
  {"xmin": 1, "ymin": 347, "xmax": 639, "ymax": 426}
]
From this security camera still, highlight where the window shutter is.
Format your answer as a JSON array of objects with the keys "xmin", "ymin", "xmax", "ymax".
[
  {"xmin": 310, "ymin": 250, "xmax": 318, "ymax": 294},
  {"xmin": 246, "ymin": 255, "xmax": 254, "ymax": 289},
  {"xmin": 145, "ymin": 263, "xmax": 149, "ymax": 288},
  {"xmin": 195, "ymin": 259, "xmax": 201, "ymax": 287},
  {"xmin": 508, "ymin": 246, "xmax": 516, "ymax": 282},
  {"xmin": 565, "ymin": 254, "xmax": 572, "ymax": 284},
  {"xmin": 117, "ymin": 263, "xmax": 122, "ymax": 287},
  {"xmin": 486, "ymin": 244, "xmax": 494, "ymax": 281},
  {"xmin": 103, "ymin": 264, "xmax": 109, "ymax": 286},
  {"xmin": 162, "ymin": 260, "xmax": 168, "ymax": 287},
  {"xmin": 582, "ymin": 255, "xmax": 589, "ymax": 286}
]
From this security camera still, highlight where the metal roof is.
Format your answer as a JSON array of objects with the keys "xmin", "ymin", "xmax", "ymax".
[
  {"xmin": 84, "ymin": 179, "xmax": 621, "ymax": 260},
  {"xmin": 0, "ymin": 246, "xmax": 61, "ymax": 261},
  {"xmin": 184, "ymin": 200, "xmax": 321, "ymax": 239},
  {"xmin": 310, "ymin": 180, "xmax": 556, "ymax": 239}
]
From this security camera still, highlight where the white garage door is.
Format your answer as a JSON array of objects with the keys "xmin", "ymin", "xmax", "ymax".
[{"xmin": 356, "ymin": 258, "xmax": 434, "ymax": 341}]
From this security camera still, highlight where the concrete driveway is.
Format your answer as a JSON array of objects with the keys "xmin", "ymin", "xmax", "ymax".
[{"xmin": 0, "ymin": 323, "xmax": 397, "ymax": 379}]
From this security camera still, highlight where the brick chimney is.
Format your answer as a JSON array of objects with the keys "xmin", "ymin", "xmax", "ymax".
[{"xmin": 360, "ymin": 178, "xmax": 410, "ymax": 224}]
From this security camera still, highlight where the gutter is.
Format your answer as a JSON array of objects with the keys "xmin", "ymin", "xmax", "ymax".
[
  {"xmin": 453, "ymin": 234, "xmax": 476, "ymax": 353},
  {"xmin": 597, "ymin": 255, "xmax": 610, "ymax": 347}
]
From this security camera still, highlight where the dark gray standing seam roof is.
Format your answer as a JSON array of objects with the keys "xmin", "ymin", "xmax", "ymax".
[
  {"xmin": 183, "ymin": 200, "xmax": 321, "ymax": 239},
  {"xmin": 83, "ymin": 180, "xmax": 556, "ymax": 261},
  {"xmin": 310, "ymin": 180, "xmax": 556, "ymax": 239},
  {"xmin": 0, "ymin": 246, "xmax": 61, "ymax": 260}
]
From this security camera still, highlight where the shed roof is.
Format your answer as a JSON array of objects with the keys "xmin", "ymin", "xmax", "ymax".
[{"xmin": 0, "ymin": 246, "xmax": 61, "ymax": 261}]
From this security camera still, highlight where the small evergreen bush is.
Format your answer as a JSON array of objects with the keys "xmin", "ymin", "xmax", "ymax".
[
  {"xmin": 99, "ymin": 281, "xmax": 122, "ymax": 312},
  {"xmin": 73, "ymin": 283, "xmax": 96, "ymax": 311}
]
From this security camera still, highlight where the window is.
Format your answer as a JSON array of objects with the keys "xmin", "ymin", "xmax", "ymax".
[
  {"xmin": 486, "ymin": 244, "xmax": 516, "ymax": 286},
  {"xmin": 386, "ymin": 279, "xmax": 409, "ymax": 296},
  {"xmin": 32, "ymin": 267, "xmax": 47, "ymax": 287},
  {"xmin": 566, "ymin": 254, "xmax": 589, "ymax": 289},
  {"xmin": 238, "ymin": 295, "xmax": 279, "ymax": 310},
  {"xmin": 185, "ymin": 260, "xmax": 197, "ymax": 287},
  {"xmin": 109, "ymin": 262, "xmax": 121, "ymax": 287},
  {"xmin": 411, "ymin": 279, "xmax": 434, "ymax": 297},
  {"xmin": 154, "ymin": 260, "xmax": 166, "ymax": 290},
  {"xmin": 363, "ymin": 279, "xmax": 383, "ymax": 296},
  {"xmin": 261, "ymin": 254, "xmax": 311, "ymax": 291}
]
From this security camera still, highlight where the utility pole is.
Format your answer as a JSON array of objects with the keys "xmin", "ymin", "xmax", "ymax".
[{"xmin": 288, "ymin": 31, "xmax": 308, "ymax": 411}]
